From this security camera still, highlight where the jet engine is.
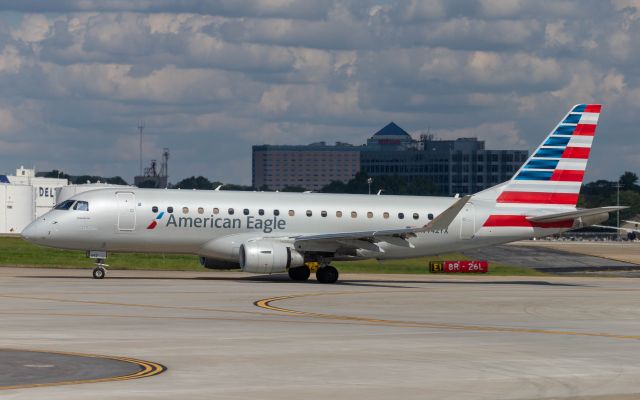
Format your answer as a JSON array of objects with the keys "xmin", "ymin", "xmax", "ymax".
[
  {"xmin": 239, "ymin": 240, "xmax": 304, "ymax": 274},
  {"xmin": 199, "ymin": 257, "xmax": 240, "ymax": 270}
]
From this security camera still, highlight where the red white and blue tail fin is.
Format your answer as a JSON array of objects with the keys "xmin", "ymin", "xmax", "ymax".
[{"xmin": 484, "ymin": 104, "xmax": 600, "ymax": 208}]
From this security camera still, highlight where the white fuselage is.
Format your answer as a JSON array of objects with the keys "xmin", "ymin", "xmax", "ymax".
[{"xmin": 22, "ymin": 188, "xmax": 572, "ymax": 263}]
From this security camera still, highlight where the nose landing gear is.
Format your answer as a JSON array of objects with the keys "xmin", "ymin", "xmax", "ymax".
[
  {"xmin": 87, "ymin": 251, "xmax": 109, "ymax": 279},
  {"xmin": 92, "ymin": 259, "xmax": 108, "ymax": 279}
]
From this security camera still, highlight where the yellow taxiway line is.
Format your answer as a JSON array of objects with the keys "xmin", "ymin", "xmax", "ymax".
[
  {"xmin": 255, "ymin": 292, "xmax": 640, "ymax": 341},
  {"xmin": 0, "ymin": 348, "xmax": 166, "ymax": 391}
]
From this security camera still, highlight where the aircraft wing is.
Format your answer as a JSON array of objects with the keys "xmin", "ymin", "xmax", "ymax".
[
  {"xmin": 526, "ymin": 206, "xmax": 627, "ymax": 223},
  {"xmin": 293, "ymin": 195, "xmax": 471, "ymax": 252}
]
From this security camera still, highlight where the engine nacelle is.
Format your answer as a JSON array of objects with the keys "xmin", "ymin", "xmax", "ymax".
[
  {"xmin": 239, "ymin": 240, "xmax": 304, "ymax": 274},
  {"xmin": 199, "ymin": 257, "xmax": 240, "ymax": 270}
]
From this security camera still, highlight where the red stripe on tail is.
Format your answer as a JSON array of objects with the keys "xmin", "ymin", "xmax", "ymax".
[
  {"xmin": 562, "ymin": 147, "xmax": 590, "ymax": 159},
  {"xmin": 497, "ymin": 191, "xmax": 579, "ymax": 205},
  {"xmin": 584, "ymin": 104, "xmax": 601, "ymax": 113},
  {"xmin": 550, "ymin": 170, "xmax": 584, "ymax": 182},
  {"xmin": 573, "ymin": 124, "xmax": 596, "ymax": 136}
]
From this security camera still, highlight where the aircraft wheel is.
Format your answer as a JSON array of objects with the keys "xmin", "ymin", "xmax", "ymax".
[
  {"xmin": 316, "ymin": 265, "xmax": 339, "ymax": 284},
  {"xmin": 288, "ymin": 266, "xmax": 311, "ymax": 281},
  {"xmin": 92, "ymin": 267, "xmax": 106, "ymax": 279}
]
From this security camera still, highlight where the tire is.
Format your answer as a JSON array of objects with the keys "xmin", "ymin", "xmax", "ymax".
[
  {"xmin": 316, "ymin": 265, "xmax": 339, "ymax": 284},
  {"xmin": 92, "ymin": 267, "xmax": 105, "ymax": 279},
  {"xmin": 288, "ymin": 266, "xmax": 311, "ymax": 281}
]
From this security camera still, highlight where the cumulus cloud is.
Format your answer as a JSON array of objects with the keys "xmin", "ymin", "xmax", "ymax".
[{"xmin": 0, "ymin": 0, "xmax": 636, "ymax": 184}]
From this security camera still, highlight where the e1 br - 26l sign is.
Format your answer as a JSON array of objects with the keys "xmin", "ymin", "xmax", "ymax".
[{"xmin": 429, "ymin": 260, "xmax": 488, "ymax": 273}]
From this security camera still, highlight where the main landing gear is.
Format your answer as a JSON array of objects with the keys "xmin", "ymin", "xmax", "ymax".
[
  {"xmin": 92, "ymin": 258, "xmax": 108, "ymax": 279},
  {"xmin": 287, "ymin": 263, "xmax": 339, "ymax": 284},
  {"xmin": 316, "ymin": 265, "xmax": 339, "ymax": 284}
]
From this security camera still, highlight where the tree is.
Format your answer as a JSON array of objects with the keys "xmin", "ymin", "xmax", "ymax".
[
  {"xmin": 619, "ymin": 171, "xmax": 638, "ymax": 191},
  {"xmin": 175, "ymin": 176, "xmax": 213, "ymax": 190}
]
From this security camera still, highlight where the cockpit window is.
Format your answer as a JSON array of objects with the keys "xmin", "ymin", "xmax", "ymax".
[
  {"xmin": 54, "ymin": 200, "xmax": 75, "ymax": 210},
  {"xmin": 73, "ymin": 201, "xmax": 89, "ymax": 211}
]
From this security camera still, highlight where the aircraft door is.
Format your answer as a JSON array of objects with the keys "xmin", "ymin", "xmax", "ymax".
[
  {"xmin": 116, "ymin": 192, "xmax": 136, "ymax": 231},
  {"xmin": 459, "ymin": 203, "xmax": 475, "ymax": 239}
]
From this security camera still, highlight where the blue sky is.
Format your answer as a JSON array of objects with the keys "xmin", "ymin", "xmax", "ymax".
[{"xmin": 0, "ymin": 0, "xmax": 637, "ymax": 184}]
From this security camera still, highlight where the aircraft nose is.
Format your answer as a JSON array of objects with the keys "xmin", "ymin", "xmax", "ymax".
[{"xmin": 21, "ymin": 219, "xmax": 47, "ymax": 243}]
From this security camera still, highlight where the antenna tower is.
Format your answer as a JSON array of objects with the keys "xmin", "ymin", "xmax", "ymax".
[{"xmin": 138, "ymin": 120, "xmax": 145, "ymax": 176}]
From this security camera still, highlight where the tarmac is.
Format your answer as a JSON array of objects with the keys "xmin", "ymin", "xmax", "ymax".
[{"xmin": 2, "ymin": 266, "xmax": 640, "ymax": 400}]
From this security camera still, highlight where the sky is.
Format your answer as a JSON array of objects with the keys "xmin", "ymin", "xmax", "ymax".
[{"xmin": 0, "ymin": 0, "xmax": 638, "ymax": 185}]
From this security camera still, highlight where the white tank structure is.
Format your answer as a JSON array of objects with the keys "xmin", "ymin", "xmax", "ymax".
[
  {"xmin": 56, "ymin": 183, "xmax": 134, "ymax": 203},
  {"xmin": 0, "ymin": 184, "xmax": 33, "ymax": 234},
  {"xmin": 8, "ymin": 166, "xmax": 69, "ymax": 218}
]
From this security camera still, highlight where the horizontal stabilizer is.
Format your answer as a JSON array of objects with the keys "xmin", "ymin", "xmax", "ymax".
[
  {"xmin": 527, "ymin": 206, "xmax": 627, "ymax": 223},
  {"xmin": 417, "ymin": 195, "xmax": 472, "ymax": 232}
]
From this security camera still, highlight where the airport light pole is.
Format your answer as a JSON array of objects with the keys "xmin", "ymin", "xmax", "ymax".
[{"xmin": 367, "ymin": 177, "xmax": 373, "ymax": 195}]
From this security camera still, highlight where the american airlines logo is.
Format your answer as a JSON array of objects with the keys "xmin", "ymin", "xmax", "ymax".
[
  {"xmin": 146, "ymin": 212, "xmax": 165, "ymax": 229},
  {"xmin": 148, "ymin": 212, "xmax": 287, "ymax": 234}
]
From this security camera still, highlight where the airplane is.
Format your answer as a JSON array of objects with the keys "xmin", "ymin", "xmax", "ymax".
[{"xmin": 21, "ymin": 104, "xmax": 625, "ymax": 283}]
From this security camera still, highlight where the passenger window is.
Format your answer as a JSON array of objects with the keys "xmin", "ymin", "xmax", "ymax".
[
  {"xmin": 428, "ymin": 213, "xmax": 434, "ymax": 220},
  {"xmin": 351, "ymin": 211, "xmax": 357, "ymax": 218},
  {"xmin": 413, "ymin": 213, "xmax": 419, "ymax": 220},
  {"xmin": 306, "ymin": 210, "xmax": 312, "ymax": 217},
  {"xmin": 182, "ymin": 207, "xmax": 189, "ymax": 214},
  {"xmin": 152, "ymin": 206, "xmax": 158, "ymax": 213},
  {"xmin": 228, "ymin": 208, "xmax": 235, "ymax": 215},
  {"xmin": 259, "ymin": 209, "xmax": 264, "ymax": 216},
  {"xmin": 167, "ymin": 207, "xmax": 174, "ymax": 213},
  {"xmin": 289, "ymin": 210, "xmax": 295, "ymax": 217},
  {"xmin": 73, "ymin": 201, "xmax": 89, "ymax": 211},
  {"xmin": 398, "ymin": 212, "xmax": 404, "ymax": 219},
  {"xmin": 243, "ymin": 208, "xmax": 249, "ymax": 215},
  {"xmin": 336, "ymin": 211, "xmax": 343, "ymax": 218},
  {"xmin": 367, "ymin": 212, "xmax": 373, "ymax": 219},
  {"xmin": 213, "ymin": 208, "xmax": 219, "ymax": 214},
  {"xmin": 321, "ymin": 211, "xmax": 327, "ymax": 217},
  {"xmin": 383, "ymin": 212, "xmax": 389, "ymax": 219},
  {"xmin": 198, "ymin": 207, "xmax": 204, "ymax": 214},
  {"xmin": 274, "ymin": 209, "xmax": 280, "ymax": 216}
]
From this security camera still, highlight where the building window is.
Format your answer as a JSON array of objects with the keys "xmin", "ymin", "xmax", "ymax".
[
  {"xmin": 367, "ymin": 212, "xmax": 373, "ymax": 219},
  {"xmin": 213, "ymin": 208, "xmax": 219, "ymax": 214},
  {"xmin": 289, "ymin": 210, "xmax": 295, "ymax": 216},
  {"xmin": 152, "ymin": 206, "xmax": 158, "ymax": 213},
  {"xmin": 321, "ymin": 211, "xmax": 327, "ymax": 217},
  {"xmin": 383, "ymin": 212, "xmax": 389, "ymax": 219},
  {"xmin": 336, "ymin": 211, "xmax": 343, "ymax": 218},
  {"xmin": 306, "ymin": 210, "xmax": 312, "ymax": 217},
  {"xmin": 413, "ymin": 213, "xmax": 419, "ymax": 220},
  {"xmin": 274, "ymin": 209, "xmax": 280, "ymax": 216},
  {"xmin": 259, "ymin": 209, "xmax": 264, "ymax": 216},
  {"xmin": 198, "ymin": 207, "xmax": 204, "ymax": 214},
  {"xmin": 228, "ymin": 208, "xmax": 235, "ymax": 215},
  {"xmin": 243, "ymin": 208, "xmax": 249, "ymax": 215},
  {"xmin": 351, "ymin": 211, "xmax": 357, "ymax": 218},
  {"xmin": 167, "ymin": 207, "xmax": 173, "ymax": 213},
  {"xmin": 398, "ymin": 212, "xmax": 404, "ymax": 219}
]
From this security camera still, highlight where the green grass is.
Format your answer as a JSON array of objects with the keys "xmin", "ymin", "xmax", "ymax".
[{"xmin": 0, "ymin": 237, "xmax": 545, "ymax": 276}]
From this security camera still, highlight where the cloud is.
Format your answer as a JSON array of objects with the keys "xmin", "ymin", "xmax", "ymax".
[{"xmin": 0, "ymin": 1, "xmax": 636, "ymax": 185}]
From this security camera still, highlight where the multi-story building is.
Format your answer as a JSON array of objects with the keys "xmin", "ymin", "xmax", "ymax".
[
  {"xmin": 252, "ymin": 142, "xmax": 361, "ymax": 191},
  {"xmin": 252, "ymin": 122, "xmax": 528, "ymax": 195}
]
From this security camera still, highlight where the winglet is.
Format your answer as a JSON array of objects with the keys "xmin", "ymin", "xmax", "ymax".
[{"xmin": 418, "ymin": 195, "xmax": 472, "ymax": 232}]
